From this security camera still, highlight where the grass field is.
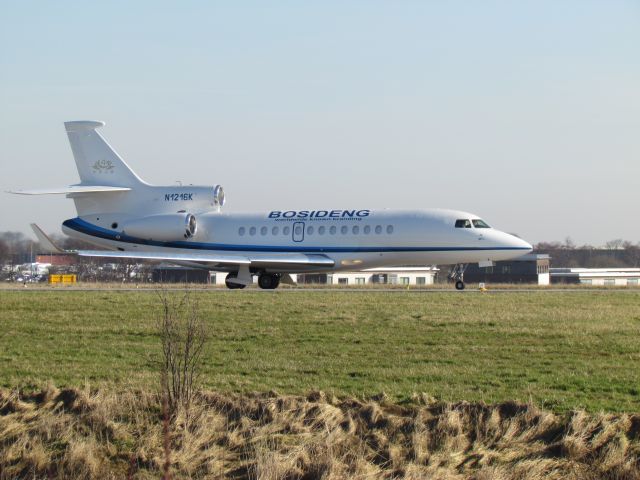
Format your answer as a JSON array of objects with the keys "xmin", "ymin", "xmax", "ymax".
[{"xmin": 1, "ymin": 289, "xmax": 639, "ymax": 412}]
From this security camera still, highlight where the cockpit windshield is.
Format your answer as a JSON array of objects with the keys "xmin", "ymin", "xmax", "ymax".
[
  {"xmin": 472, "ymin": 219, "xmax": 491, "ymax": 228},
  {"xmin": 455, "ymin": 219, "xmax": 491, "ymax": 228},
  {"xmin": 455, "ymin": 219, "xmax": 472, "ymax": 228}
]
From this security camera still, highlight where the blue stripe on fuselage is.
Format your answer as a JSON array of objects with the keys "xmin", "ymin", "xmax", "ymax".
[{"xmin": 63, "ymin": 217, "xmax": 530, "ymax": 253}]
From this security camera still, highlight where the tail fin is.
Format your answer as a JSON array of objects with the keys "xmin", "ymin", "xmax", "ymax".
[{"xmin": 65, "ymin": 121, "xmax": 145, "ymax": 187}]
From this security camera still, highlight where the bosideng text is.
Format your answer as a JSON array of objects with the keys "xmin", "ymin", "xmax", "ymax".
[{"xmin": 268, "ymin": 210, "xmax": 370, "ymax": 219}]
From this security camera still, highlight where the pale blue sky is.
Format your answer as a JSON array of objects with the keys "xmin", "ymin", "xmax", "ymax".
[{"xmin": 1, "ymin": 1, "xmax": 638, "ymax": 245}]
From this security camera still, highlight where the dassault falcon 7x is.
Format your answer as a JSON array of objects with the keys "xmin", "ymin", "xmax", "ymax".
[{"xmin": 11, "ymin": 121, "xmax": 532, "ymax": 290}]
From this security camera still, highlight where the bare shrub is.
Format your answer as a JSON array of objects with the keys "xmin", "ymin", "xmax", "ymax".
[{"xmin": 157, "ymin": 289, "xmax": 208, "ymax": 416}]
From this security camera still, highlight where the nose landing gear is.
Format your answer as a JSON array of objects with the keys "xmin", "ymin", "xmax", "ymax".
[{"xmin": 449, "ymin": 264, "xmax": 468, "ymax": 291}]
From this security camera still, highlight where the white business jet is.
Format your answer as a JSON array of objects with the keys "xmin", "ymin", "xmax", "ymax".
[{"xmin": 11, "ymin": 121, "xmax": 532, "ymax": 290}]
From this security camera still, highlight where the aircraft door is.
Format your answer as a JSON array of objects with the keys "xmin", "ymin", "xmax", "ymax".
[{"xmin": 292, "ymin": 222, "xmax": 305, "ymax": 242}]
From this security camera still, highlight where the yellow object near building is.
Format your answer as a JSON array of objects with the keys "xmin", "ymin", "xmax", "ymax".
[{"xmin": 48, "ymin": 274, "xmax": 77, "ymax": 284}]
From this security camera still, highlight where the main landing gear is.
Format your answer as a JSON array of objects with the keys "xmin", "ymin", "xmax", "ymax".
[
  {"xmin": 224, "ymin": 272, "xmax": 281, "ymax": 290},
  {"xmin": 449, "ymin": 264, "xmax": 468, "ymax": 291},
  {"xmin": 225, "ymin": 273, "xmax": 246, "ymax": 289},
  {"xmin": 258, "ymin": 273, "xmax": 280, "ymax": 290}
]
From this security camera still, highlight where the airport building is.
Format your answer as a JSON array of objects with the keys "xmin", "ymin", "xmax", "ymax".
[
  {"xmin": 297, "ymin": 266, "xmax": 439, "ymax": 286},
  {"xmin": 206, "ymin": 267, "xmax": 439, "ymax": 286},
  {"xmin": 460, "ymin": 254, "xmax": 550, "ymax": 285},
  {"xmin": 550, "ymin": 268, "xmax": 640, "ymax": 286},
  {"xmin": 152, "ymin": 266, "xmax": 210, "ymax": 284},
  {"xmin": 35, "ymin": 253, "xmax": 75, "ymax": 266}
]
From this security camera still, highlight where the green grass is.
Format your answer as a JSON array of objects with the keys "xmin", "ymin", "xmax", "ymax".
[{"xmin": 1, "ymin": 289, "xmax": 639, "ymax": 412}]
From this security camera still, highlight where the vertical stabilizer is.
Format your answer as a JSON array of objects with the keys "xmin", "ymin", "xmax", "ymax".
[{"xmin": 64, "ymin": 121, "xmax": 145, "ymax": 187}]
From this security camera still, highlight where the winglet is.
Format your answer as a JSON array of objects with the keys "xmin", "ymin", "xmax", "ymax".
[{"xmin": 30, "ymin": 224, "xmax": 64, "ymax": 253}]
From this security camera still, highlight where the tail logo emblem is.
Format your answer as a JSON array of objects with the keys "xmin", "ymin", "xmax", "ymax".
[{"xmin": 92, "ymin": 159, "xmax": 115, "ymax": 174}]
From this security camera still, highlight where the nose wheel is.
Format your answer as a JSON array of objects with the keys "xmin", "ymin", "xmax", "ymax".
[{"xmin": 449, "ymin": 264, "xmax": 468, "ymax": 291}]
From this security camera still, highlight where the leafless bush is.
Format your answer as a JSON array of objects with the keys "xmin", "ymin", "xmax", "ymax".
[{"xmin": 157, "ymin": 289, "xmax": 208, "ymax": 416}]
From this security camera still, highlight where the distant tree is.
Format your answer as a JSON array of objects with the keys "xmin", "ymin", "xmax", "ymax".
[
  {"xmin": 621, "ymin": 240, "xmax": 636, "ymax": 250},
  {"xmin": 605, "ymin": 239, "xmax": 625, "ymax": 250},
  {"xmin": 534, "ymin": 241, "xmax": 561, "ymax": 250},
  {"xmin": 0, "ymin": 238, "xmax": 8, "ymax": 265},
  {"xmin": 0, "ymin": 231, "xmax": 37, "ymax": 263},
  {"xmin": 589, "ymin": 254, "xmax": 628, "ymax": 268},
  {"xmin": 0, "ymin": 231, "xmax": 28, "ymax": 251},
  {"xmin": 562, "ymin": 237, "xmax": 575, "ymax": 249},
  {"xmin": 621, "ymin": 241, "xmax": 640, "ymax": 267},
  {"xmin": 49, "ymin": 233, "xmax": 97, "ymax": 251}
]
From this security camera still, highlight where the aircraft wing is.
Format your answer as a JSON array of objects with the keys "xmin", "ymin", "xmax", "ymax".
[
  {"xmin": 76, "ymin": 250, "xmax": 335, "ymax": 269},
  {"xmin": 27, "ymin": 222, "xmax": 334, "ymax": 270}
]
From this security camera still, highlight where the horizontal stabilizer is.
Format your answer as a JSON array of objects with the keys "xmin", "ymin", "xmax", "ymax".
[
  {"xmin": 9, "ymin": 185, "xmax": 131, "ymax": 195},
  {"xmin": 64, "ymin": 120, "xmax": 105, "ymax": 131},
  {"xmin": 30, "ymin": 224, "xmax": 64, "ymax": 253}
]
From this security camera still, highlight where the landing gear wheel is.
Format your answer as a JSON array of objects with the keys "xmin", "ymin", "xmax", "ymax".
[
  {"xmin": 225, "ymin": 273, "xmax": 246, "ymax": 289},
  {"xmin": 449, "ymin": 264, "xmax": 468, "ymax": 291},
  {"xmin": 258, "ymin": 273, "xmax": 281, "ymax": 290}
]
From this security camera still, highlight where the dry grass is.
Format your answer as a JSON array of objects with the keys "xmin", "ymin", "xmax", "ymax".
[{"xmin": 1, "ymin": 387, "xmax": 639, "ymax": 479}]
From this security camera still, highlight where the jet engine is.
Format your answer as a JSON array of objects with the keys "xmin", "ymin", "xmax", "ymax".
[
  {"xmin": 213, "ymin": 185, "xmax": 225, "ymax": 208},
  {"xmin": 122, "ymin": 213, "xmax": 198, "ymax": 241}
]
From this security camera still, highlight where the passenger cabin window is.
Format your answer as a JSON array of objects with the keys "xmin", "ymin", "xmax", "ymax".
[
  {"xmin": 455, "ymin": 219, "xmax": 472, "ymax": 228},
  {"xmin": 472, "ymin": 219, "xmax": 491, "ymax": 228}
]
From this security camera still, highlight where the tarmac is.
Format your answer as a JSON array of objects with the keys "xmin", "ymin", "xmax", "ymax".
[{"xmin": 3, "ymin": 285, "xmax": 639, "ymax": 294}]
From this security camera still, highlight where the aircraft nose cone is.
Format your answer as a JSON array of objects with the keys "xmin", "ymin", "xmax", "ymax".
[{"xmin": 512, "ymin": 235, "xmax": 533, "ymax": 252}]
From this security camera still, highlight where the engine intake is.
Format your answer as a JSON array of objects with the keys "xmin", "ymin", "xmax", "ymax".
[
  {"xmin": 185, "ymin": 213, "xmax": 197, "ymax": 238},
  {"xmin": 122, "ymin": 213, "xmax": 198, "ymax": 242},
  {"xmin": 213, "ymin": 185, "xmax": 225, "ymax": 208}
]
